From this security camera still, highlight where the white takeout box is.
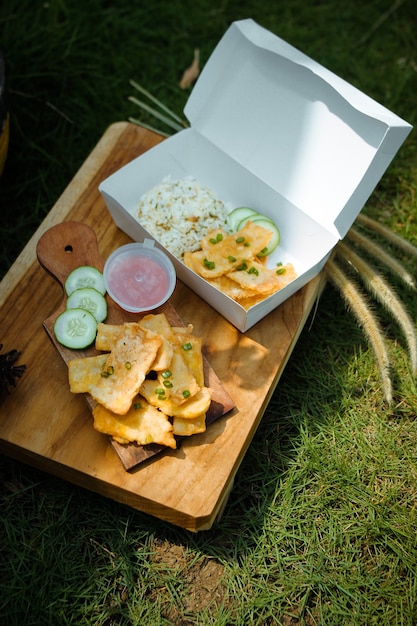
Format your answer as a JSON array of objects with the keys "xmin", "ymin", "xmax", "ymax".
[{"xmin": 99, "ymin": 18, "xmax": 412, "ymax": 331}]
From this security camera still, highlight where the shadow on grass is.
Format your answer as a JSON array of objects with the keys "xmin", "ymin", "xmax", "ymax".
[{"xmin": 2, "ymin": 281, "xmax": 417, "ymax": 624}]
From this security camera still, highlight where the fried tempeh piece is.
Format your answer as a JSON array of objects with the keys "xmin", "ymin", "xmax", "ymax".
[
  {"xmin": 172, "ymin": 414, "xmax": 206, "ymax": 436},
  {"xmin": 68, "ymin": 324, "xmax": 161, "ymax": 415},
  {"xmin": 140, "ymin": 379, "xmax": 211, "ymax": 418},
  {"xmin": 93, "ymin": 398, "xmax": 176, "ymax": 448}
]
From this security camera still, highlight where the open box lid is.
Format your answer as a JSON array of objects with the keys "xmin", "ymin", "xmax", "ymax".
[{"xmin": 184, "ymin": 19, "xmax": 412, "ymax": 240}]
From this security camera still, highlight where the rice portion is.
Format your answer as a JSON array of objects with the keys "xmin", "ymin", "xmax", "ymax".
[{"xmin": 136, "ymin": 176, "xmax": 231, "ymax": 259}]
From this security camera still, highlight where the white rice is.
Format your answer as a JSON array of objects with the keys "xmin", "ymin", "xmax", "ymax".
[{"xmin": 136, "ymin": 176, "xmax": 231, "ymax": 259}]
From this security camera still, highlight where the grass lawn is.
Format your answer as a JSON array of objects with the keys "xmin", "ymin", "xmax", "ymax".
[{"xmin": 1, "ymin": 0, "xmax": 417, "ymax": 624}]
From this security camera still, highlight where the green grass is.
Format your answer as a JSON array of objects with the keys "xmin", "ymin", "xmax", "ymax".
[{"xmin": 1, "ymin": 0, "xmax": 417, "ymax": 624}]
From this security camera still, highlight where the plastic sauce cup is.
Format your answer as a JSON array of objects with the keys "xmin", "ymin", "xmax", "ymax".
[{"xmin": 103, "ymin": 240, "xmax": 176, "ymax": 313}]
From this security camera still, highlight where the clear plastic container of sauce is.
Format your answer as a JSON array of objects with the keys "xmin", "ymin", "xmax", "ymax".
[{"xmin": 103, "ymin": 240, "xmax": 176, "ymax": 313}]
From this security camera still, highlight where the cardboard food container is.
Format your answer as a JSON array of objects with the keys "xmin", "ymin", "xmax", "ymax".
[{"xmin": 99, "ymin": 19, "xmax": 412, "ymax": 332}]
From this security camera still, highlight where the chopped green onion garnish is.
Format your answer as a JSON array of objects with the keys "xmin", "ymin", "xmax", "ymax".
[
  {"xmin": 276, "ymin": 267, "xmax": 286, "ymax": 275},
  {"xmin": 228, "ymin": 255, "xmax": 236, "ymax": 263},
  {"xmin": 134, "ymin": 402, "xmax": 141, "ymax": 410},
  {"xmin": 248, "ymin": 266, "xmax": 259, "ymax": 275},
  {"xmin": 182, "ymin": 390, "xmax": 191, "ymax": 399},
  {"xmin": 125, "ymin": 361, "xmax": 132, "ymax": 370},
  {"xmin": 236, "ymin": 261, "xmax": 248, "ymax": 271},
  {"xmin": 161, "ymin": 369, "xmax": 172, "ymax": 378},
  {"xmin": 101, "ymin": 365, "xmax": 114, "ymax": 378},
  {"xmin": 209, "ymin": 233, "xmax": 223, "ymax": 244},
  {"xmin": 203, "ymin": 258, "xmax": 215, "ymax": 270},
  {"xmin": 163, "ymin": 380, "xmax": 173, "ymax": 388},
  {"xmin": 236, "ymin": 236, "xmax": 245, "ymax": 244},
  {"xmin": 182, "ymin": 342, "xmax": 192, "ymax": 351}
]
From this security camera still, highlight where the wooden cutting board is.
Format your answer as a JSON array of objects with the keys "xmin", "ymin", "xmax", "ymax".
[
  {"xmin": 36, "ymin": 220, "xmax": 235, "ymax": 470},
  {"xmin": 0, "ymin": 122, "xmax": 322, "ymax": 531}
]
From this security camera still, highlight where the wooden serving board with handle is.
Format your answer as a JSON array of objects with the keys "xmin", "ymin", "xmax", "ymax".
[
  {"xmin": 36, "ymin": 220, "xmax": 235, "ymax": 470},
  {"xmin": 0, "ymin": 122, "xmax": 322, "ymax": 530}
]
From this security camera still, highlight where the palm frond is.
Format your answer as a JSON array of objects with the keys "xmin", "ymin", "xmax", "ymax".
[
  {"xmin": 127, "ymin": 96, "xmax": 184, "ymax": 133},
  {"xmin": 356, "ymin": 212, "xmax": 417, "ymax": 260},
  {"xmin": 346, "ymin": 225, "xmax": 416, "ymax": 290},
  {"xmin": 129, "ymin": 80, "xmax": 187, "ymax": 127},
  {"xmin": 336, "ymin": 240, "xmax": 417, "ymax": 373},
  {"xmin": 128, "ymin": 80, "xmax": 188, "ymax": 135},
  {"xmin": 325, "ymin": 256, "xmax": 393, "ymax": 404},
  {"xmin": 127, "ymin": 117, "xmax": 171, "ymax": 137}
]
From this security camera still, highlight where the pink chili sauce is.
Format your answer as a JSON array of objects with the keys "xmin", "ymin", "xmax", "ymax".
[{"xmin": 107, "ymin": 254, "xmax": 170, "ymax": 309}]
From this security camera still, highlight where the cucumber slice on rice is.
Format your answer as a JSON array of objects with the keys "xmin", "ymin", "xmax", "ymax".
[
  {"xmin": 237, "ymin": 213, "xmax": 275, "ymax": 231},
  {"xmin": 250, "ymin": 215, "xmax": 281, "ymax": 257},
  {"xmin": 227, "ymin": 207, "xmax": 258, "ymax": 231}
]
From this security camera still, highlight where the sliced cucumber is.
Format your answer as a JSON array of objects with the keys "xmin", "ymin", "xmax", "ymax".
[
  {"xmin": 227, "ymin": 207, "xmax": 258, "ymax": 231},
  {"xmin": 54, "ymin": 308, "xmax": 98, "ymax": 350},
  {"xmin": 250, "ymin": 215, "xmax": 281, "ymax": 257},
  {"xmin": 237, "ymin": 213, "xmax": 274, "ymax": 231},
  {"xmin": 66, "ymin": 287, "xmax": 108, "ymax": 323},
  {"xmin": 65, "ymin": 265, "xmax": 106, "ymax": 297}
]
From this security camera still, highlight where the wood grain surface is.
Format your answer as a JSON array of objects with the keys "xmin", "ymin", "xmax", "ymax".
[{"xmin": 0, "ymin": 122, "xmax": 321, "ymax": 531}]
